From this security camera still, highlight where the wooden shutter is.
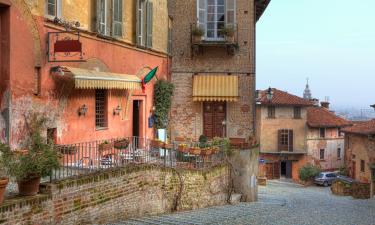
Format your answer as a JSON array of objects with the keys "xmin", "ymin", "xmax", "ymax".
[
  {"xmin": 96, "ymin": 0, "xmax": 107, "ymax": 35},
  {"xmin": 146, "ymin": 0, "xmax": 153, "ymax": 48},
  {"xmin": 57, "ymin": 0, "xmax": 62, "ymax": 17},
  {"xmin": 136, "ymin": 0, "xmax": 143, "ymax": 45},
  {"xmin": 288, "ymin": 130, "xmax": 294, "ymax": 152},
  {"xmin": 197, "ymin": 0, "xmax": 206, "ymax": 36},
  {"xmin": 278, "ymin": 130, "xmax": 282, "ymax": 152},
  {"xmin": 112, "ymin": 0, "xmax": 123, "ymax": 37},
  {"xmin": 226, "ymin": 0, "xmax": 235, "ymax": 27}
]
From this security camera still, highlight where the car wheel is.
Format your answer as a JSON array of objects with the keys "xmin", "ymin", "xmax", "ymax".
[{"xmin": 323, "ymin": 181, "xmax": 328, "ymax": 187}]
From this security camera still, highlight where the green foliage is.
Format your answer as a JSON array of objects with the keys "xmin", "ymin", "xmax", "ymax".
[
  {"xmin": 219, "ymin": 25, "xmax": 235, "ymax": 37},
  {"xmin": 153, "ymin": 79, "xmax": 174, "ymax": 129},
  {"xmin": 212, "ymin": 137, "xmax": 232, "ymax": 156},
  {"xmin": 192, "ymin": 27, "xmax": 204, "ymax": 36},
  {"xmin": 299, "ymin": 164, "xmax": 321, "ymax": 182},
  {"xmin": 198, "ymin": 135, "xmax": 208, "ymax": 148},
  {"xmin": 0, "ymin": 112, "xmax": 60, "ymax": 181},
  {"xmin": 338, "ymin": 166, "xmax": 349, "ymax": 176}
]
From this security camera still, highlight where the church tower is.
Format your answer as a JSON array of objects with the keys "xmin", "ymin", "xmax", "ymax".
[{"xmin": 303, "ymin": 78, "xmax": 312, "ymax": 100}]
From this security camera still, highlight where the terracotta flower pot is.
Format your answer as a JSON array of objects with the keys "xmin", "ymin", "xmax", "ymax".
[
  {"xmin": 114, "ymin": 140, "xmax": 129, "ymax": 149},
  {"xmin": 193, "ymin": 35, "xmax": 202, "ymax": 43},
  {"xmin": 18, "ymin": 177, "xmax": 41, "ymax": 196},
  {"xmin": 178, "ymin": 146, "xmax": 188, "ymax": 153},
  {"xmin": 164, "ymin": 143, "xmax": 173, "ymax": 149},
  {"xmin": 189, "ymin": 147, "xmax": 201, "ymax": 155},
  {"xmin": 201, "ymin": 148, "xmax": 213, "ymax": 156},
  {"xmin": 99, "ymin": 143, "xmax": 112, "ymax": 152},
  {"xmin": 151, "ymin": 140, "xmax": 165, "ymax": 148},
  {"xmin": 0, "ymin": 178, "xmax": 9, "ymax": 204}
]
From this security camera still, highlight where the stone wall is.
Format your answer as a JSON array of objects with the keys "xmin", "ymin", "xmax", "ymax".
[
  {"xmin": 170, "ymin": 73, "xmax": 254, "ymax": 140},
  {"xmin": 0, "ymin": 164, "xmax": 229, "ymax": 225}
]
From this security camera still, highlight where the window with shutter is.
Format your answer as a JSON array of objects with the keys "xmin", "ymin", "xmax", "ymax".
[
  {"xmin": 167, "ymin": 17, "xmax": 173, "ymax": 54},
  {"xmin": 288, "ymin": 130, "xmax": 294, "ymax": 152},
  {"xmin": 278, "ymin": 129, "xmax": 293, "ymax": 152},
  {"xmin": 226, "ymin": 0, "xmax": 235, "ymax": 28},
  {"xmin": 46, "ymin": 0, "xmax": 61, "ymax": 17},
  {"xmin": 197, "ymin": 0, "xmax": 206, "ymax": 33},
  {"xmin": 112, "ymin": 0, "xmax": 123, "ymax": 37},
  {"xmin": 146, "ymin": 1, "xmax": 153, "ymax": 48}
]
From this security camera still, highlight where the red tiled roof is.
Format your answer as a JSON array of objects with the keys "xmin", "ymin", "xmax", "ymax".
[
  {"xmin": 342, "ymin": 119, "xmax": 375, "ymax": 135},
  {"xmin": 307, "ymin": 107, "xmax": 352, "ymax": 128},
  {"xmin": 258, "ymin": 88, "xmax": 313, "ymax": 106}
]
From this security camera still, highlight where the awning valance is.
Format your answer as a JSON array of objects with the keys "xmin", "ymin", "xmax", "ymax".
[
  {"xmin": 63, "ymin": 67, "xmax": 142, "ymax": 90},
  {"xmin": 192, "ymin": 75, "xmax": 239, "ymax": 102}
]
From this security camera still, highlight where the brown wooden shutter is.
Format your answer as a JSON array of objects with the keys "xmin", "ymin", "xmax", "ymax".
[
  {"xmin": 278, "ymin": 130, "xmax": 282, "ymax": 152},
  {"xmin": 288, "ymin": 130, "xmax": 294, "ymax": 152}
]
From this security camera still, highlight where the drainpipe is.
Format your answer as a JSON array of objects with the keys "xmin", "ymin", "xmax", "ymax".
[{"xmin": 252, "ymin": 0, "xmax": 257, "ymax": 136}]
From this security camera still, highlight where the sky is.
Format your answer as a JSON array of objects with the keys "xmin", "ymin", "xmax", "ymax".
[{"xmin": 256, "ymin": 0, "xmax": 375, "ymax": 109}]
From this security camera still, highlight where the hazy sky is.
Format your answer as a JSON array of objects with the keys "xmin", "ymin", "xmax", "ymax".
[{"xmin": 256, "ymin": 0, "xmax": 375, "ymax": 109}]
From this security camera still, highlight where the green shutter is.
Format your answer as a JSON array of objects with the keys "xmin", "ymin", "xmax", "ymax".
[
  {"xmin": 146, "ymin": 1, "xmax": 153, "ymax": 48},
  {"xmin": 112, "ymin": 0, "xmax": 123, "ymax": 37},
  {"xmin": 136, "ymin": 0, "xmax": 143, "ymax": 45}
]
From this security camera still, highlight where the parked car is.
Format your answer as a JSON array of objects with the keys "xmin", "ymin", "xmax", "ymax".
[{"xmin": 314, "ymin": 172, "xmax": 338, "ymax": 187}]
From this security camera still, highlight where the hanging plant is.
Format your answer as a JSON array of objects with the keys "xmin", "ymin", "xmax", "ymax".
[{"xmin": 153, "ymin": 79, "xmax": 174, "ymax": 129}]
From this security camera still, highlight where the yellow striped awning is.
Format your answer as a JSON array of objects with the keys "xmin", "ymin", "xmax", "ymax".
[
  {"xmin": 192, "ymin": 75, "xmax": 239, "ymax": 102},
  {"xmin": 63, "ymin": 67, "xmax": 142, "ymax": 90}
]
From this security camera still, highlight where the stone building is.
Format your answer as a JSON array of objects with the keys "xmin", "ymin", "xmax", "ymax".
[
  {"xmin": 0, "ymin": 0, "xmax": 170, "ymax": 147},
  {"xmin": 256, "ymin": 88, "xmax": 312, "ymax": 181},
  {"xmin": 306, "ymin": 104, "xmax": 351, "ymax": 171},
  {"xmin": 342, "ymin": 120, "xmax": 375, "ymax": 197},
  {"xmin": 168, "ymin": 0, "xmax": 270, "ymax": 141}
]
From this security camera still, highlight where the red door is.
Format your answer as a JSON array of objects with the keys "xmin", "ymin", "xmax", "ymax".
[{"xmin": 203, "ymin": 102, "xmax": 226, "ymax": 139}]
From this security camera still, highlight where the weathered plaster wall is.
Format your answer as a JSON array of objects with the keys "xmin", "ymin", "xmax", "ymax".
[
  {"xmin": 258, "ymin": 106, "xmax": 308, "ymax": 153},
  {"xmin": 345, "ymin": 134, "xmax": 374, "ymax": 183},
  {"xmin": 0, "ymin": 164, "xmax": 229, "ymax": 225},
  {"xmin": 307, "ymin": 127, "xmax": 345, "ymax": 170},
  {"xmin": 29, "ymin": 0, "xmax": 169, "ymax": 54},
  {"xmin": 5, "ymin": 0, "xmax": 169, "ymax": 147}
]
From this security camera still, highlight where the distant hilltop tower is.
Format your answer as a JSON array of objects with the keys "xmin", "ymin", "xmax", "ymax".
[{"xmin": 303, "ymin": 78, "xmax": 312, "ymax": 100}]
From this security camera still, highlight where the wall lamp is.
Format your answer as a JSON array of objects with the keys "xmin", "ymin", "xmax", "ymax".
[
  {"xmin": 50, "ymin": 66, "xmax": 64, "ymax": 76},
  {"xmin": 78, "ymin": 104, "xmax": 88, "ymax": 116},
  {"xmin": 113, "ymin": 105, "xmax": 122, "ymax": 116}
]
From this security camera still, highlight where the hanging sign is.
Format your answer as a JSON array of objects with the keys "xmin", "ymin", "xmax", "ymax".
[{"xmin": 47, "ymin": 31, "xmax": 85, "ymax": 62}]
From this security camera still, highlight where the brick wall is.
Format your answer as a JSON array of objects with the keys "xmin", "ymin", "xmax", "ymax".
[{"xmin": 0, "ymin": 164, "xmax": 229, "ymax": 225}]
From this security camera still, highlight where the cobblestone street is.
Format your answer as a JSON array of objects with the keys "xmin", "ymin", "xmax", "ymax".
[{"xmin": 114, "ymin": 181, "xmax": 375, "ymax": 225}]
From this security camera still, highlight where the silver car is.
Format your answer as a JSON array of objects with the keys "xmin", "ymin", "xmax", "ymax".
[{"xmin": 314, "ymin": 172, "xmax": 338, "ymax": 187}]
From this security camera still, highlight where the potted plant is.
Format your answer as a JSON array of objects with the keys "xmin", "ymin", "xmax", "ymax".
[
  {"xmin": 201, "ymin": 147, "xmax": 213, "ymax": 156},
  {"xmin": 0, "ymin": 113, "xmax": 60, "ymax": 196},
  {"xmin": 178, "ymin": 144, "xmax": 188, "ymax": 153},
  {"xmin": 189, "ymin": 147, "xmax": 201, "ymax": 155},
  {"xmin": 192, "ymin": 27, "xmax": 204, "ymax": 43},
  {"xmin": 150, "ymin": 139, "xmax": 165, "ymax": 148},
  {"xmin": 0, "ymin": 143, "xmax": 9, "ymax": 204},
  {"xmin": 114, "ymin": 138, "xmax": 129, "ymax": 149},
  {"xmin": 219, "ymin": 25, "xmax": 235, "ymax": 42},
  {"xmin": 99, "ymin": 140, "xmax": 112, "ymax": 152}
]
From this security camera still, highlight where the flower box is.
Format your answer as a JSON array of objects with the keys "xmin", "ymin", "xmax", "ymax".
[
  {"xmin": 114, "ymin": 139, "xmax": 129, "ymax": 149},
  {"xmin": 201, "ymin": 148, "xmax": 213, "ymax": 156},
  {"xmin": 99, "ymin": 142, "xmax": 112, "ymax": 152},
  {"xmin": 178, "ymin": 145, "xmax": 189, "ymax": 153},
  {"xmin": 150, "ymin": 140, "xmax": 165, "ymax": 148}
]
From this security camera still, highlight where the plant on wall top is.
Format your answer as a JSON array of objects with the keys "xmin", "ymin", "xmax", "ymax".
[
  {"xmin": 153, "ymin": 79, "xmax": 174, "ymax": 129},
  {"xmin": 0, "ymin": 111, "xmax": 60, "ymax": 182}
]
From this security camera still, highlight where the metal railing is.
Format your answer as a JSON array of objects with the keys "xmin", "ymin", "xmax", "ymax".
[{"xmin": 50, "ymin": 137, "xmax": 226, "ymax": 181}]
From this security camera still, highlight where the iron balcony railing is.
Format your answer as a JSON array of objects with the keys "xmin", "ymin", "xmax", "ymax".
[{"xmin": 50, "ymin": 136, "xmax": 226, "ymax": 181}]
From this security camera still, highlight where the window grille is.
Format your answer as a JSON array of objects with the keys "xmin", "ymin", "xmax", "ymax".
[{"xmin": 95, "ymin": 89, "xmax": 108, "ymax": 128}]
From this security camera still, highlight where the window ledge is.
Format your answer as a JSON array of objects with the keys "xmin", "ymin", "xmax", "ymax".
[{"xmin": 96, "ymin": 127, "xmax": 108, "ymax": 131}]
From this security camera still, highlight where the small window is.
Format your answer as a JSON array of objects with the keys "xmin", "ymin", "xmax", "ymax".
[
  {"xmin": 337, "ymin": 148, "xmax": 341, "ymax": 159},
  {"xmin": 320, "ymin": 149, "xmax": 325, "ymax": 160},
  {"xmin": 293, "ymin": 107, "xmax": 301, "ymax": 119},
  {"xmin": 360, "ymin": 160, "xmax": 365, "ymax": 173},
  {"xmin": 46, "ymin": 0, "xmax": 61, "ymax": 17},
  {"xmin": 278, "ymin": 129, "xmax": 293, "ymax": 152},
  {"xmin": 95, "ymin": 89, "xmax": 108, "ymax": 128},
  {"xmin": 267, "ymin": 106, "xmax": 276, "ymax": 118},
  {"xmin": 320, "ymin": 128, "xmax": 326, "ymax": 138}
]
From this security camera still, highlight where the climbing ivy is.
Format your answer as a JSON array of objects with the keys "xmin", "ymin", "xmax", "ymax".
[{"xmin": 153, "ymin": 79, "xmax": 174, "ymax": 129}]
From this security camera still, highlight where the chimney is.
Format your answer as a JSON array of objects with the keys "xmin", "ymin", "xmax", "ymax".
[
  {"xmin": 321, "ymin": 101, "xmax": 330, "ymax": 109},
  {"xmin": 310, "ymin": 98, "xmax": 319, "ymax": 107}
]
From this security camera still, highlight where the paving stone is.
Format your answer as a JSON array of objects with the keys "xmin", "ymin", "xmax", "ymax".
[{"xmin": 112, "ymin": 180, "xmax": 375, "ymax": 225}]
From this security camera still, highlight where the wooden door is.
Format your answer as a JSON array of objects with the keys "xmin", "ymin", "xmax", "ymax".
[
  {"xmin": 351, "ymin": 161, "xmax": 356, "ymax": 179},
  {"xmin": 286, "ymin": 161, "xmax": 293, "ymax": 179},
  {"xmin": 203, "ymin": 102, "xmax": 226, "ymax": 139},
  {"xmin": 266, "ymin": 162, "xmax": 280, "ymax": 179}
]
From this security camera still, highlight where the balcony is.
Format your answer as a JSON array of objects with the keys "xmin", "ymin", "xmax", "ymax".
[{"xmin": 190, "ymin": 23, "xmax": 239, "ymax": 57}]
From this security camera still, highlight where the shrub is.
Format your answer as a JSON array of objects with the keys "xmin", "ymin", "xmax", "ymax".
[
  {"xmin": 153, "ymin": 79, "xmax": 174, "ymax": 129},
  {"xmin": 338, "ymin": 166, "xmax": 349, "ymax": 176},
  {"xmin": 212, "ymin": 137, "xmax": 232, "ymax": 156},
  {"xmin": 192, "ymin": 27, "xmax": 204, "ymax": 36},
  {"xmin": 299, "ymin": 164, "xmax": 321, "ymax": 182},
  {"xmin": 0, "ymin": 112, "xmax": 60, "ymax": 181}
]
